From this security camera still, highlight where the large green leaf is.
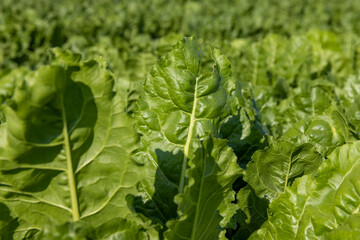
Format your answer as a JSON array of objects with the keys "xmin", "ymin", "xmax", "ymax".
[
  {"xmin": 244, "ymin": 141, "xmax": 323, "ymax": 201},
  {"xmin": 249, "ymin": 141, "xmax": 360, "ymax": 239},
  {"xmin": 165, "ymin": 137, "xmax": 242, "ymax": 240},
  {"xmin": 0, "ymin": 50, "xmax": 147, "ymax": 239},
  {"xmin": 133, "ymin": 37, "xmax": 238, "ymax": 226},
  {"xmin": 281, "ymin": 105, "xmax": 351, "ymax": 156},
  {"xmin": 326, "ymin": 214, "xmax": 360, "ymax": 240}
]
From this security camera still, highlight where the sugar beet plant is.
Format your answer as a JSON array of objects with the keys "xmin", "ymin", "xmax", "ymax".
[{"xmin": 0, "ymin": 37, "xmax": 360, "ymax": 240}]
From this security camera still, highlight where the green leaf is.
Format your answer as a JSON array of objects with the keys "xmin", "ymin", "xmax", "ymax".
[
  {"xmin": 133, "ymin": 37, "xmax": 237, "ymax": 225},
  {"xmin": 282, "ymin": 106, "xmax": 350, "ymax": 156},
  {"xmin": 244, "ymin": 81, "xmax": 353, "ymax": 203},
  {"xmin": 326, "ymin": 214, "xmax": 360, "ymax": 240},
  {"xmin": 0, "ymin": 201, "xmax": 18, "ymax": 239},
  {"xmin": 37, "ymin": 218, "xmax": 157, "ymax": 240},
  {"xmin": 0, "ymin": 50, "xmax": 144, "ymax": 238},
  {"xmin": 38, "ymin": 221, "xmax": 95, "ymax": 240},
  {"xmin": 0, "ymin": 68, "xmax": 29, "ymax": 124},
  {"xmin": 249, "ymin": 141, "xmax": 360, "ymax": 239},
  {"xmin": 336, "ymin": 74, "xmax": 360, "ymax": 133},
  {"xmin": 237, "ymin": 34, "xmax": 311, "ymax": 87},
  {"xmin": 94, "ymin": 217, "xmax": 158, "ymax": 240},
  {"xmin": 219, "ymin": 82, "xmax": 269, "ymax": 167},
  {"xmin": 229, "ymin": 185, "xmax": 268, "ymax": 239},
  {"xmin": 165, "ymin": 137, "xmax": 242, "ymax": 240},
  {"xmin": 245, "ymin": 141, "xmax": 323, "ymax": 201}
]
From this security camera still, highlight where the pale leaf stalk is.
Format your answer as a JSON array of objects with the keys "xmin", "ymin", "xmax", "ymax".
[
  {"xmin": 179, "ymin": 76, "xmax": 199, "ymax": 194},
  {"xmin": 61, "ymin": 99, "xmax": 80, "ymax": 221}
]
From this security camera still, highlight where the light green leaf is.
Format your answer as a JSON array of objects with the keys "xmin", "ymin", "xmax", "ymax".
[
  {"xmin": 0, "ymin": 67, "xmax": 29, "ymax": 124},
  {"xmin": 165, "ymin": 137, "xmax": 242, "ymax": 240},
  {"xmin": 336, "ymin": 74, "xmax": 360, "ymax": 133},
  {"xmin": 245, "ymin": 141, "xmax": 323, "ymax": 201},
  {"xmin": 326, "ymin": 214, "xmax": 360, "ymax": 240},
  {"xmin": 0, "ymin": 50, "xmax": 144, "ymax": 238},
  {"xmin": 37, "ymin": 217, "xmax": 157, "ymax": 240},
  {"xmin": 244, "ymin": 82, "xmax": 352, "ymax": 203},
  {"xmin": 133, "ymin": 37, "xmax": 237, "ymax": 225},
  {"xmin": 249, "ymin": 141, "xmax": 360, "ymax": 239},
  {"xmin": 38, "ymin": 221, "xmax": 95, "ymax": 240}
]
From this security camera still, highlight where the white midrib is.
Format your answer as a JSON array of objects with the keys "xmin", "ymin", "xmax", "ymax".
[
  {"xmin": 179, "ymin": 77, "xmax": 199, "ymax": 194},
  {"xmin": 61, "ymin": 98, "xmax": 80, "ymax": 221}
]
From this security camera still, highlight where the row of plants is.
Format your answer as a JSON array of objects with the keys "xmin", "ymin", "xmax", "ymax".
[{"xmin": 0, "ymin": 35, "xmax": 359, "ymax": 238}]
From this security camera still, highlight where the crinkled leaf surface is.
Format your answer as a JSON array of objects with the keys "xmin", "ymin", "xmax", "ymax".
[
  {"xmin": 244, "ymin": 141, "xmax": 323, "ymax": 201},
  {"xmin": 0, "ymin": 68, "xmax": 29, "ymax": 124},
  {"xmin": 219, "ymin": 82, "xmax": 268, "ymax": 167},
  {"xmin": 281, "ymin": 104, "xmax": 350, "ymax": 156},
  {"xmin": 275, "ymin": 80, "xmax": 351, "ymax": 139},
  {"xmin": 228, "ymin": 185, "xmax": 268, "ymax": 239},
  {"xmin": 133, "ymin": 37, "xmax": 237, "ymax": 226},
  {"xmin": 326, "ymin": 214, "xmax": 360, "ymax": 240},
  {"xmin": 38, "ymin": 218, "xmax": 157, "ymax": 240},
  {"xmin": 244, "ymin": 82, "xmax": 353, "ymax": 202},
  {"xmin": 165, "ymin": 138, "xmax": 242, "ymax": 240},
  {"xmin": 336, "ymin": 74, "xmax": 360, "ymax": 133},
  {"xmin": 249, "ymin": 141, "xmax": 360, "ymax": 239},
  {"xmin": 0, "ymin": 50, "xmax": 145, "ymax": 239},
  {"xmin": 237, "ymin": 34, "xmax": 310, "ymax": 87}
]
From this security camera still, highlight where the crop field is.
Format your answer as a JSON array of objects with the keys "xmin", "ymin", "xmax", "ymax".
[{"xmin": 1, "ymin": 0, "xmax": 360, "ymax": 239}]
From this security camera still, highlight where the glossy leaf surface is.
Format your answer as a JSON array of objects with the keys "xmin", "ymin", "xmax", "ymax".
[
  {"xmin": 249, "ymin": 141, "xmax": 360, "ymax": 239},
  {"xmin": 0, "ymin": 50, "xmax": 144, "ymax": 239},
  {"xmin": 133, "ymin": 37, "xmax": 237, "ymax": 226},
  {"xmin": 165, "ymin": 138, "xmax": 242, "ymax": 240}
]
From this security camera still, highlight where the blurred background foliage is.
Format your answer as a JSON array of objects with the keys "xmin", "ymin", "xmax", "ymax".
[
  {"xmin": 1, "ymin": 0, "xmax": 360, "ymax": 71},
  {"xmin": 1, "ymin": 0, "xmax": 360, "ymax": 132},
  {"xmin": 0, "ymin": 0, "xmax": 359, "ymax": 139}
]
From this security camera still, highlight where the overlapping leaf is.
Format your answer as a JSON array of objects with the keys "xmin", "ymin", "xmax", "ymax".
[
  {"xmin": 219, "ymin": 82, "xmax": 268, "ymax": 167},
  {"xmin": 244, "ymin": 79, "xmax": 355, "ymax": 203},
  {"xmin": 0, "ymin": 50, "xmax": 148, "ymax": 239},
  {"xmin": 165, "ymin": 138, "xmax": 242, "ymax": 240},
  {"xmin": 132, "ymin": 38, "xmax": 245, "ymax": 240},
  {"xmin": 245, "ymin": 141, "xmax": 323, "ymax": 201},
  {"xmin": 228, "ymin": 185, "xmax": 269, "ymax": 239},
  {"xmin": 326, "ymin": 214, "xmax": 360, "ymax": 240},
  {"xmin": 336, "ymin": 74, "xmax": 360, "ymax": 133},
  {"xmin": 249, "ymin": 141, "xmax": 360, "ymax": 239}
]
